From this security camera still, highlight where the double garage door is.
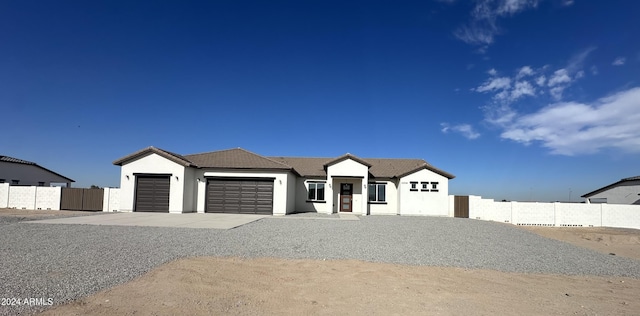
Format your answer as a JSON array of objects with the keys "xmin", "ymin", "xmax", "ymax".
[{"xmin": 206, "ymin": 178, "xmax": 273, "ymax": 215}]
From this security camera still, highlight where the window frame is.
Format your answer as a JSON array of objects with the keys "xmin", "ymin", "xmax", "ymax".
[
  {"xmin": 368, "ymin": 182, "xmax": 387, "ymax": 203},
  {"xmin": 431, "ymin": 182, "xmax": 439, "ymax": 192},
  {"xmin": 306, "ymin": 181, "xmax": 326, "ymax": 202},
  {"xmin": 11, "ymin": 180, "xmax": 19, "ymax": 185},
  {"xmin": 421, "ymin": 182, "xmax": 429, "ymax": 192},
  {"xmin": 410, "ymin": 181, "xmax": 418, "ymax": 191}
]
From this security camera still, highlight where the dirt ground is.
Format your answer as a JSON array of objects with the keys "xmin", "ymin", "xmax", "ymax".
[
  {"xmin": 523, "ymin": 226, "xmax": 640, "ymax": 261},
  {"xmin": 0, "ymin": 208, "xmax": 99, "ymax": 218},
  {"xmin": 40, "ymin": 226, "xmax": 640, "ymax": 316}
]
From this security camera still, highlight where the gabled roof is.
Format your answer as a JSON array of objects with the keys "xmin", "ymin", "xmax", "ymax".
[
  {"xmin": 269, "ymin": 156, "xmax": 455, "ymax": 179},
  {"xmin": 0, "ymin": 155, "xmax": 75, "ymax": 182},
  {"xmin": 184, "ymin": 148, "xmax": 294, "ymax": 171},
  {"xmin": 323, "ymin": 154, "xmax": 372, "ymax": 168},
  {"xmin": 114, "ymin": 146, "xmax": 454, "ymax": 179},
  {"xmin": 113, "ymin": 146, "xmax": 195, "ymax": 167},
  {"xmin": 582, "ymin": 175, "xmax": 640, "ymax": 198}
]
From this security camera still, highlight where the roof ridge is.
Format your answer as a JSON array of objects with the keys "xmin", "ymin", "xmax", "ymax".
[
  {"xmin": 235, "ymin": 148, "xmax": 294, "ymax": 169},
  {"xmin": 184, "ymin": 147, "xmax": 241, "ymax": 157}
]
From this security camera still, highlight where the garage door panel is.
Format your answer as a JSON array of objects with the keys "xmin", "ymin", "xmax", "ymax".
[
  {"xmin": 206, "ymin": 179, "xmax": 273, "ymax": 214},
  {"xmin": 135, "ymin": 176, "xmax": 170, "ymax": 213}
]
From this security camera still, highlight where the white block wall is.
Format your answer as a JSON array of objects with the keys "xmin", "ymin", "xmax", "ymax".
[
  {"xmin": 103, "ymin": 187, "xmax": 120, "ymax": 212},
  {"xmin": 469, "ymin": 195, "xmax": 640, "ymax": 230},
  {"xmin": 8, "ymin": 186, "xmax": 37, "ymax": 209},
  {"xmin": 0, "ymin": 183, "xmax": 9, "ymax": 208},
  {"xmin": 34, "ymin": 187, "xmax": 61, "ymax": 210}
]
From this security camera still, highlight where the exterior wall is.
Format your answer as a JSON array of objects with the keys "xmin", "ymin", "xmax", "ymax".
[
  {"xmin": 294, "ymin": 178, "xmax": 329, "ymax": 214},
  {"xmin": 448, "ymin": 195, "xmax": 455, "ymax": 217},
  {"xmin": 34, "ymin": 187, "xmax": 61, "ymax": 210},
  {"xmin": 102, "ymin": 187, "xmax": 120, "ymax": 212},
  {"xmin": 182, "ymin": 168, "xmax": 197, "ymax": 213},
  {"xmin": 197, "ymin": 169, "xmax": 293, "ymax": 215},
  {"xmin": 326, "ymin": 159, "xmax": 369, "ymax": 215},
  {"xmin": 286, "ymin": 172, "xmax": 297, "ymax": 214},
  {"xmin": 119, "ymin": 153, "xmax": 187, "ymax": 213},
  {"xmin": 0, "ymin": 183, "xmax": 8, "ymax": 208},
  {"xmin": 398, "ymin": 169, "xmax": 449, "ymax": 216},
  {"xmin": 0, "ymin": 161, "xmax": 71, "ymax": 186},
  {"xmin": 469, "ymin": 195, "xmax": 640, "ymax": 229},
  {"xmin": 586, "ymin": 181, "xmax": 640, "ymax": 204},
  {"xmin": 8, "ymin": 186, "xmax": 37, "ymax": 209},
  {"xmin": 368, "ymin": 180, "xmax": 398, "ymax": 215}
]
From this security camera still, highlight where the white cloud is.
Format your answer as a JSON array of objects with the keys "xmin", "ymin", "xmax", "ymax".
[
  {"xmin": 612, "ymin": 57, "xmax": 626, "ymax": 66},
  {"xmin": 547, "ymin": 69, "xmax": 571, "ymax": 87},
  {"xmin": 562, "ymin": 0, "xmax": 574, "ymax": 6},
  {"xmin": 590, "ymin": 66, "xmax": 598, "ymax": 75},
  {"xmin": 549, "ymin": 86, "xmax": 566, "ymax": 101},
  {"xmin": 441, "ymin": 123, "xmax": 481, "ymax": 139},
  {"xmin": 500, "ymin": 87, "xmax": 640, "ymax": 155},
  {"xmin": 510, "ymin": 81, "xmax": 536, "ymax": 101},
  {"xmin": 567, "ymin": 47, "xmax": 596, "ymax": 73},
  {"xmin": 487, "ymin": 68, "xmax": 498, "ymax": 76},
  {"xmin": 535, "ymin": 75, "xmax": 546, "ymax": 86},
  {"xmin": 475, "ymin": 77, "xmax": 511, "ymax": 92},
  {"xmin": 516, "ymin": 66, "xmax": 534, "ymax": 78},
  {"xmin": 454, "ymin": 0, "xmax": 541, "ymax": 47}
]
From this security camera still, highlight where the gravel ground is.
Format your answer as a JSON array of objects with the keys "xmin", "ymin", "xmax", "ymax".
[{"xmin": 1, "ymin": 215, "xmax": 639, "ymax": 315}]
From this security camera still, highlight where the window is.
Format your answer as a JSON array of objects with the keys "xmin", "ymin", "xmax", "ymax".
[
  {"xmin": 11, "ymin": 180, "xmax": 19, "ymax": 185},
  {"xmin": 307, "ymin": 182, "xmax": 325, "ymax": 201},
  {"xmin": 431, "ymin": 182, "xmax": 439, "ymax": 192},
  {"xmin": 38, "ymin": 182, "xmax": 45, "ymax": 186},
  {"xmin": 421, "ymin": 182, "xmax": 429, "ymax": 192},
  {"xmin": 410, "ymin": 182, "xmax": 418, "ymax": 191},
  {"xmin": 368, "ymin": 183, "xmax": 386, "ymax": 202}
]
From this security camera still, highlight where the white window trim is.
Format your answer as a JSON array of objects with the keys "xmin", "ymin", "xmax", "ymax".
[
  {"xmin": 368, "ymin": 183, "xmax": 386, "ymax": 203},
  {"xmin": 307, "ymin": 181, "xmax": 326, "ymax": 201}
]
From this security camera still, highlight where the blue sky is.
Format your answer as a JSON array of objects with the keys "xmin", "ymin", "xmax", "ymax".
[{"xmin": 2, "ymin": 0, "xmax": 639, "ymax": 202}]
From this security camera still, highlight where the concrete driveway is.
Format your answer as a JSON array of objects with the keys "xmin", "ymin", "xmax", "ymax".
[{"xmin": 25, "ymin": 212, "xmax": 268, "ymax": 229}]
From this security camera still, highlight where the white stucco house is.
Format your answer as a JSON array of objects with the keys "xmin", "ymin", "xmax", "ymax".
[
  {"xmin": 0, "ymin": 155, "xmax": 74, "ymax": 187},
  {"xmin": 113, "ymin": 147, "xmax": 455, "ymax": 216},
  {"xmin": 582, "ymin": 176, "xmax": 640, "ymax": 205}
]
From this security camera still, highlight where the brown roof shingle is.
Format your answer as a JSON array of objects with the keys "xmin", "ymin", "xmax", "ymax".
[{"xmin": 185, "ymin": 148, "xmax": 293, "ymax": 170}]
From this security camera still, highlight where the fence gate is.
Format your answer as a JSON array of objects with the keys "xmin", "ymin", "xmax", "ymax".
[
  {"xmin": 454, "ymin": 195, "xmax": 469, "ymax": 218},
  {"xmin": 60, "ymin": 188, "xmax": 104, "ymax": 211}
]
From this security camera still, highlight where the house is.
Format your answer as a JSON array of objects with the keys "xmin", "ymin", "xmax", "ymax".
[
  {"xmin": 113, "ymin": 147, "xmax": 455, "ymax": 216},
  {"xmin": 582, "ymin": 176, "xmax": 640, "ymax": 205},
  {"xmin": 0, "ymin": 155, "xmax": 74, "ymax": 187}
]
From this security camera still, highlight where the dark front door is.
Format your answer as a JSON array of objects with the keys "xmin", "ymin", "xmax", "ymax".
[{"xmin": 340, "ymin": 183, "xmax": 353, "ymax": 212}]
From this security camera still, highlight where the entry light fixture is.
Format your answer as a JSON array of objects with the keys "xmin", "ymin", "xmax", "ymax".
[
  {"xmin": 175, "ymin": 176, "xmax": 179, "ymax": 181},
  {"xmin": 125, "ymin": 175, "xmax": 129, "ymax": 180}
]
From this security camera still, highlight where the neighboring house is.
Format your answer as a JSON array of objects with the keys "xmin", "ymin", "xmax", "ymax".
[
  {"xmin": 582, "ymin": 176, "xmax": 640, "ymax": 205},
  {"xmin": 113, "ymin": 147, "xmax": 455, "ymax": 216},
  {"xmin": 0, "ymin": 155, "xmax": 74, "ymax": 187}
]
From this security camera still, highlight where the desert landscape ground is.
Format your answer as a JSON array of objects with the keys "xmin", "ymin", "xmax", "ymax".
[{"xmin": 1, "ymin": 209, "xmax": 639, "ymax": 315}]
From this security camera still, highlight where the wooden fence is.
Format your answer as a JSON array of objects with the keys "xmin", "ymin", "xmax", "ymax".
[
  {"xmin": 60, "ymin": 188, "xmax": 104, "ymax": 211},
  {"xmin": 454, "ymin": 195, "xmax": 469, "ymax": 218}
]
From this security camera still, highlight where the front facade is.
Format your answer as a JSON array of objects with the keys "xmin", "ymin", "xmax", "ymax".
[
  {"xmin": 113, "ymin": 147, "xmax": 455, "ymax": 216},
  {"xmin": 582, "ymin": 176, "xmax": 640, "ymax": 205},
  {"xmin": 0, "ymin": 155, "xmax": 74, "ymax": 187}
]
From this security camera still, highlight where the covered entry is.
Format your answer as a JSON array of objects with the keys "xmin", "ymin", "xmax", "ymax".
[
  {"xmin": 205, "ymin": 178, "xmax": 274, "ymax": 214},
  {"xmin": 134, "ymin": 175, "xmax": 170, "ymax": 212}
]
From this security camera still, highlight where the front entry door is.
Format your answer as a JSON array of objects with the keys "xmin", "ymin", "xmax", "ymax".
[{"xmin": 340, "ymin": 183, "xmax": 353, "ymax": 212}]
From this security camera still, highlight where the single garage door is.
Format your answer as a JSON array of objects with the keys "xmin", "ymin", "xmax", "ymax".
[
  {"xmin": 135, "ymin": 175, "xmax": 170, "ymax": 212},
  {"xmin": 206, "ymin": 178, "xmax": 273, "ymax": 214}
]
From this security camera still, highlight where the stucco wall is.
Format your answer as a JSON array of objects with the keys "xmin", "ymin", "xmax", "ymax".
[
  {"xmin": 198, "ymin": 169, "xmax": 292, "ymax": 215},
  {"xmin": 103, "ymin": 187, "xmax": 120, "ymax": 212},
  {"xmin": 368, "ymin": 180, "xmax": 398, "ymax": 215},
  {"xmin": 398, "ymin": 169, "xmax": 449, "ymax": 216},
  {"xmin": 8, "ymin": 186, "xmax": 37, "ymax": 209},
  {"xmin": 34, "ymin": 187, "xmax": 61, "ymax": 210},
  {"xmin": 294, "ymin": 179, "xmax": 328, "ymax": 214},
  {"xmin": 119, "ymin": 153, "xmax": 186, "ymax": 213},
  {"xmin": 586, "ymin": 180, "xmax": 640, "ymax": 204},
  {"xmin": 469, "ymin": 196, "xmax": 640, "ymax": 229},
  {"xmin": 182, "ymin": 167, "xmax": 197, "ymax": 213},
  {"xmin": 326, "ymin": 159, "xmax": 369, "ymax": 215},
  {"xmin": 0, "ymin": 183, "xmax": 8, "ymax": 208},
  {"xmin": 286, "ymin": 172, "xmax": 297, "ymax": 214},
  {"xmin": 0, "ymin": 161, "xmax": 71, "ymax": 186}
]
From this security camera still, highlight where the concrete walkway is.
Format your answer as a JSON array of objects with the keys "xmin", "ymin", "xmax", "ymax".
[{"xmin": 25, "ymin": 212, "xmax": 268, "ymax": 229}]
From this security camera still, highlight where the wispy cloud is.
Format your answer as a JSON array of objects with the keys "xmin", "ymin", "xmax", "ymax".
[
  {"xmin": 612, "ymin": 57, "xmax": 626, "ymax": 66},
  {"xmin": 454, "ymin": 0, "xmax": 540, "ymax": 47},
  {"xmin": 441, "ymin": 123, "xmax": 481, "ymax": 139},
  {"xmin": 500, "ymin": 87, "xmax": 640, "ymax": 155}
]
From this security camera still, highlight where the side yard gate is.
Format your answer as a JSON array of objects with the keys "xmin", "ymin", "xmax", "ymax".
[
  {"xmin": 60, "ymin": 188, "xmax": 104, "ymax": 211},
  {"xmin": 454, "ymin": 195, "xmax": 469, "ymax": 218}
]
